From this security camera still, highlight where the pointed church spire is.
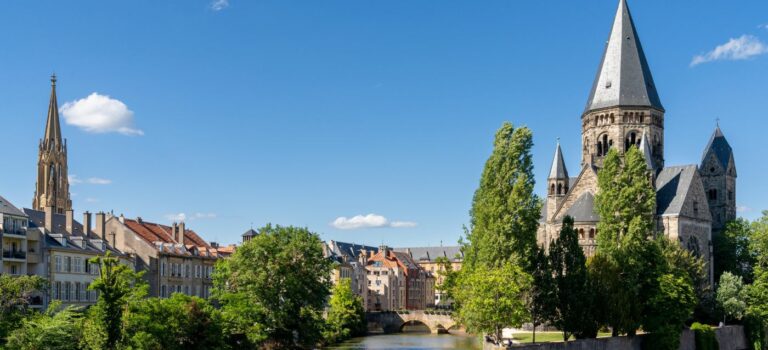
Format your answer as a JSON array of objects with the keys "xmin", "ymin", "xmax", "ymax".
[
  {"xmin": 702, "ymin": 125, "xmax": 733, "ymax": 170},
  {"xmin": 548, "ymin": 139, "xmax": 569, "ymax": 179},
  {"xmin": 44, "ymin": 74, "xmax": 63, "ymax": 145},
  {"xmin": 584, "ymin": 0, "xmax": 663, "ymax": 113},
  {"xmin": 638, "ymin": 131, "xmax": 655, "ymax": 170}
]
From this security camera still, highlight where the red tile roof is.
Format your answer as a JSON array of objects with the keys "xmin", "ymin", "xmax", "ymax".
[{"xmin": 123, "ymin": 218, "xmax": 212, "ymax": 249}]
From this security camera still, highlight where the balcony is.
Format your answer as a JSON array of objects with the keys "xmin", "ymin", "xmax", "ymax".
[
  {"xmin": 1, "ymin": 229, "xmax": 27, "ymax": 238},
  {"xmin": 2, "ymin": 250, "xmax": 26, "ymax": 260}
]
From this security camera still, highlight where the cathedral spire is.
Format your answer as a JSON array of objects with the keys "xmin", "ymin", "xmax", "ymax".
[
  {"xmin": 44, "ymin": 74, "xmax": 63, "ymax": 145},
  {"xmin": 584, "ymin": 0, "xmax": 663, "ymax": 113}
]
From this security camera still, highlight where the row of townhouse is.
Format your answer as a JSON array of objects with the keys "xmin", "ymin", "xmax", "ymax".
[{"xmin": 324, "ymin": 241, "xmax": 449, "ymax": 312}]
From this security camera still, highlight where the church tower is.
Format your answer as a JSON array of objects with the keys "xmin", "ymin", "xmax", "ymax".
[
  {"xmin": 32, "ymin": 75, "xmax": 72, "ymax": 214},
  {"xmin": 700, "ymin": 126, "xmax": 736, "ymax": 235},
  {"xmin": 581, "ymin": 0, "xmax": 665, "ymax": 170},
  {"xmin": 546, "ymin": 140, "xmax": 569, "ymax": 222}
]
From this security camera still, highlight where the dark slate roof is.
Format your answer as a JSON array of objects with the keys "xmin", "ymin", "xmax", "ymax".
[
  {"xmin": 328, "ymin": 240, "xmax": 379, "ymax": 260},
  {"xmin": 584, "ymin": 0, "xmax": 663, "ymax": 113},
  {"xmin": 549, "ymin": 142, "xmax": 569, "ymax": 179},
  {"xmin": 655, "ymin": 165, "xmax": 697, "ymax": 216},
  {"xmin": 564, "ymin": 192, "xmax": 600, "ymax": 223},
  {"xmin": 0, "ymin": 196, "xmax": 26, "ymax": 217},
  {"xmin": 242, "ymin": 228, "xmax": 258, "ymax": 238},
  {"xmin": 44, "ymin": 232, "xmax": 126, "ymax": 256},
  {"xmin": 24, "ymin": 208, "xmax": 84, "ymax": 235},
  {"xmin": 701, "ymin": 127, "xmax": 734, "ymax": 170},
  {"xmin": 394, "ymin": 246, "xmax": 464, "ymax": 263}
]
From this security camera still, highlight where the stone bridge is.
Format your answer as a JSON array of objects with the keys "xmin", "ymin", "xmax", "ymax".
[{"xmin": 366, "ymin": 311, "xmax": 460, "ymax": 334}]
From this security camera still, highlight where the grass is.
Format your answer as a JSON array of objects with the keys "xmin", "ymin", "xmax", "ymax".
[{"xmin": 511, "ymin": 332, "xmax": 613, "ymax": 343}]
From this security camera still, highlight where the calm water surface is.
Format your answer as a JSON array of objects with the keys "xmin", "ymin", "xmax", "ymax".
[{"xmin": 328, "ymin": 333, "xmax": 482, "ymax": 350}]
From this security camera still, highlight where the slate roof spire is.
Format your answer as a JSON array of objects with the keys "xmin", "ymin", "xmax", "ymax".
[
  {"xmin": 549, "ymin": 139, "xmax": 569, "ymax": 179},
  {"xmin": 44, "ymin": 74, "xmax": 63, "ymax": 145},
  {"xmin": 584, "ymin": 0, "xmax": 663, "ymax": 113},
  {"xmin": 701, "ymin": 125, "xmax": 734, "ymax": 170}
]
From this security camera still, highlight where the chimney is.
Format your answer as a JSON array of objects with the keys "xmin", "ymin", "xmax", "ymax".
[
  {"xmin": 177, "ymin": 222, "xmax": 185, "ymax": 245},
  {"xmin": 95, "ymin": 212, "xmax": 106, "ymax": 240},
  {"xmin": 379, "ymin": 245, "xmax": 389, "ymax": 257},
  {"xmin": 44, "ymin": 206, "xmax": 54, "ymax": 232},
  {"xmin": 65, "ymin": 209, "xmax": 74, "ymax": 234},
  {"xmin": 119, "ymin": 214, "xmax": 125, "ymax": 224},
  {"xmin": 83, "ymin": 211, "xmax": 92, "ymax": 237}
]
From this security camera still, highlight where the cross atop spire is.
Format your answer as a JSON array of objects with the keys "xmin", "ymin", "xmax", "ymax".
[
  {"xmin": 584, "ymin": 0, "xmax": 663, "ymax": 113},
  {"xmin": 43, "ymin": 74, "xmax": 62, "ymax": 145}
]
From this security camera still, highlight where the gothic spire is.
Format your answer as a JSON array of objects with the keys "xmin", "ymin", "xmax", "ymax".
[
  {"xmin": 43, "ymin": 74, "xmax": 63, "ymax": 145},
  {"xmin": 548, "ymin": 140, "xmax": 569, "ymax": 179},
  {"xmin": 584, "ymin": 0, "xmax": 663, "ymax": 113}
]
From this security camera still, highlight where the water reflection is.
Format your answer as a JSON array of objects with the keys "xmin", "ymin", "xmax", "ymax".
[{"xmin": 327, "ymin": 333, "xmax": 482, "ymax": 350}]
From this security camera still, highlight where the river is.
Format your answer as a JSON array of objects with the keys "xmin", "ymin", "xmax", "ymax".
[{"xmin": 327, "ymin": 333, "xmax": 482, "ymax": 350}]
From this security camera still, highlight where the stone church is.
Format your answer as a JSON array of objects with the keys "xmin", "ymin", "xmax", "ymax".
[{"xmin": 537, "ymin": 0, "xmax": 736, "ymax": 284}]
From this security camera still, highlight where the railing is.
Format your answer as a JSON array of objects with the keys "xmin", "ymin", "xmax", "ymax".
[
  {"xmin": 2, "ymin": 250, "xmax": 26, "ymax": 259},
  {"xmin": 1, "ymin": 229, "xmax": 27, "ymax": 236}
]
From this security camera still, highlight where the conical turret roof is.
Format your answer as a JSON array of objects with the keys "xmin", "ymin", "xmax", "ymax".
[
  {"xmin": 639, "ymin": 131, "xmax": 655, "ymax": 170},
  {"xmin": 584, "ymin": 0, "xmax": 663, "ymax": 113},
  {"xmin": 701, "ymin": 126, "xmax": 734, "ymax": 170},
  {"xmin": 548, "ymin": 141, "xmax": 569, "ymax": 179}
]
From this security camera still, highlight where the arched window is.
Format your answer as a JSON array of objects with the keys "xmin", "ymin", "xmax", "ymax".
[
  {"xmin": 579, "ymin": 229, "xmax": 585, "ymax": 239},
  {"xmin": 550, "ymin": 184, "xmax": 555, "ymax": 195},
  {"xmin": 557, "ymin": 183, "xmax": 563, "ymax": 195},
  {"xmin": 589, "ymin": 228, "xmax": 595, "ymax": 239},
  {"xmin": 708, "ymin": 189, "xmax": 717, "ymax": 200}
]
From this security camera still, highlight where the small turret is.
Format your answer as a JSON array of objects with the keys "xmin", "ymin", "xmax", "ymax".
[
  {"xmin": 700, "ymin": 125, "xmax": 736, "ymax": 234},
  {"xmin": 638, "ymin": 131, "xmax": 655, "ymax": 170},
  {"xmin": 547, "ymin": 140, "xmax": 569, "ymax": 222}
]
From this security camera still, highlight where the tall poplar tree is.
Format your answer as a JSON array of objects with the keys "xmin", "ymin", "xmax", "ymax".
[
  {"xmin": 463, "ymin": 122, "xmax": 541, "ymax": 271},
  {"xmin": 548, "ymin": 216, "xmax": 589, "ymax": 341}
]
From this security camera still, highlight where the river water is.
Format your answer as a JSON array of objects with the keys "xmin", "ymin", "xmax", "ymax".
[{"xmin": 327, "ymin": 333, "xmax": 482, "ymax": 350}]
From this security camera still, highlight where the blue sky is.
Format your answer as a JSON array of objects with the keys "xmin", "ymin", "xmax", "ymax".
[{"xmin": 0, "ymin": 0, "xmax": 766, "ymax": 247}]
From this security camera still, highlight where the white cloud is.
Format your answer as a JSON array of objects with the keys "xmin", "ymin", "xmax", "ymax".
[
  {"xmin": 331, "ymin": 214, "xmax": 417, "ymax": 230},
  {"xmin": 85, "ymin": 197, "xmax": 100, "ymax": 203},
  {"xmin": 691, "ymin": 35, "xmax": 768, "ymax": 66},
  {"xmin": 164, "ymin": 212, "xmax": 217, "ymax": 222},
  {"xmin": 68, "ymin": 175, "xmax": 83, "ymax": 184},
  {"xmin": 211, "ymin": 0, "xmax": 229, "ymax": 11},
  {"xmin": 61, "ymin": 93, "xmax": 143, "ymax": 136},
  {"xmin": 87, "ymin": 177, "xmax": 112, "ymax": 185},
  {"xmin": 69, "ymin": 175, "xmax": 111, "ymax": 185},
  {"xmin": 737, "ymin": 205, "xmax": 752, "ymax": 213}
]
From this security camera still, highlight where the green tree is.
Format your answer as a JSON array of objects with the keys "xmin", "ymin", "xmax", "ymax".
[
  {"xmin": 453, "ymin": 263, "xmax": 531, "ymax": 344},
  {"xmin": 323, "ymin": 278, "xmax": 366, "ymax": 345},
  {"xmin": 0, "ymin": 274, "xmax": 47, "ymax": 344},
  {"xmin": 434, "ymin": 256, "xmax": 458, "ymax": 305},
  {"xmin": 717, "ymin": 272, "xmax": 748, "ymax": 324},
  {"xmin": 746, "ymin": 211, "xmax": 768, "ymax": 349},
  {"xmin": 593, "ymin": 147, "xmax": 659, "ymax": 336},
  {"xmin": 81, "ymin": 253, "xmax": 147, "ymax": 350},
  {"xmin": 5, "ymin": 301, "xmax": 82, "ymax": 350},
  {"xmin": 643, "ymin": 273, "xmax": 697, "ymax": 350},
  {"xmin": 212, "ymin": 224, "xmax": 332, "ymax": 349},
  {"xmin": 527, "ymin": 246, "xmax": 555, "ymax": 343},
  {"xmin": 122, "ymin": 294, "xmax": 227, "ymax": 350},
  {"xmin": 548, "ymin": 216, "xmax": 590, "ymax": 341},
  {"xmin": 714, "ymin": 218, "xmax": 755, "ymax": 283},
  {"xmin": 463, "ymin": 122, "xmax": 541, "ymax": 270}
]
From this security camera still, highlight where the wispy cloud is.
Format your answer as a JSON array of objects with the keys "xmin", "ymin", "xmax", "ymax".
[
  {"xmin": 211, "ymin": 0, "xmax": 229, "ymax": 11},
  {"xmin": 759, "ymin": 24, "xmax": 768, "ymax": 30},
  {"xmin": 331, "ymin": 214, "xmax": 417, "ymax": 230},
  {"xmin": 737, "ymin": 205, "xmax": 752, "ymax": 213},
  {"xmin": 61, "ymin": 93, "xmax": 143, "ymax": 136},
  {"xmin": 691, "ymin": 35, "xmax": 768, "ymax": 66},
  {"xmin": 164, "ymin": 212, "xmax": 217, "ymax": 222},
  {"xmin": 69, "ymin": 175, "xmax": 112, "ymax": 185},
  {"xmin": 85, "ymin": 197, "xmax": 100, "ymax": 203}
]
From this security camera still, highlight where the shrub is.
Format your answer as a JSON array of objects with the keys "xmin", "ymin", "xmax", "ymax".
[{"xmin": 690, "ymin": 322, "xmax": 719, "ymax": 350}]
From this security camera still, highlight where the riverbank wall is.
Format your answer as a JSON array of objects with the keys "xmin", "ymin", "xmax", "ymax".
[{"xmin": 483, "ymin": 325, "xmax": 747, "ymax": 350}]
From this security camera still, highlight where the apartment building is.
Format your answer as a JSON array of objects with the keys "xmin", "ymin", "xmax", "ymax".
[
  {"xmin": 1, "ymin": 196, "xmax": 29, "ymax": 277},
  {"xmin": 104, "ymin": 215, "xmax": 221, "ymax": 298},
  {"xmin": 394, "ymin": 246, "xmax": 462, "ymax": 307}
]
